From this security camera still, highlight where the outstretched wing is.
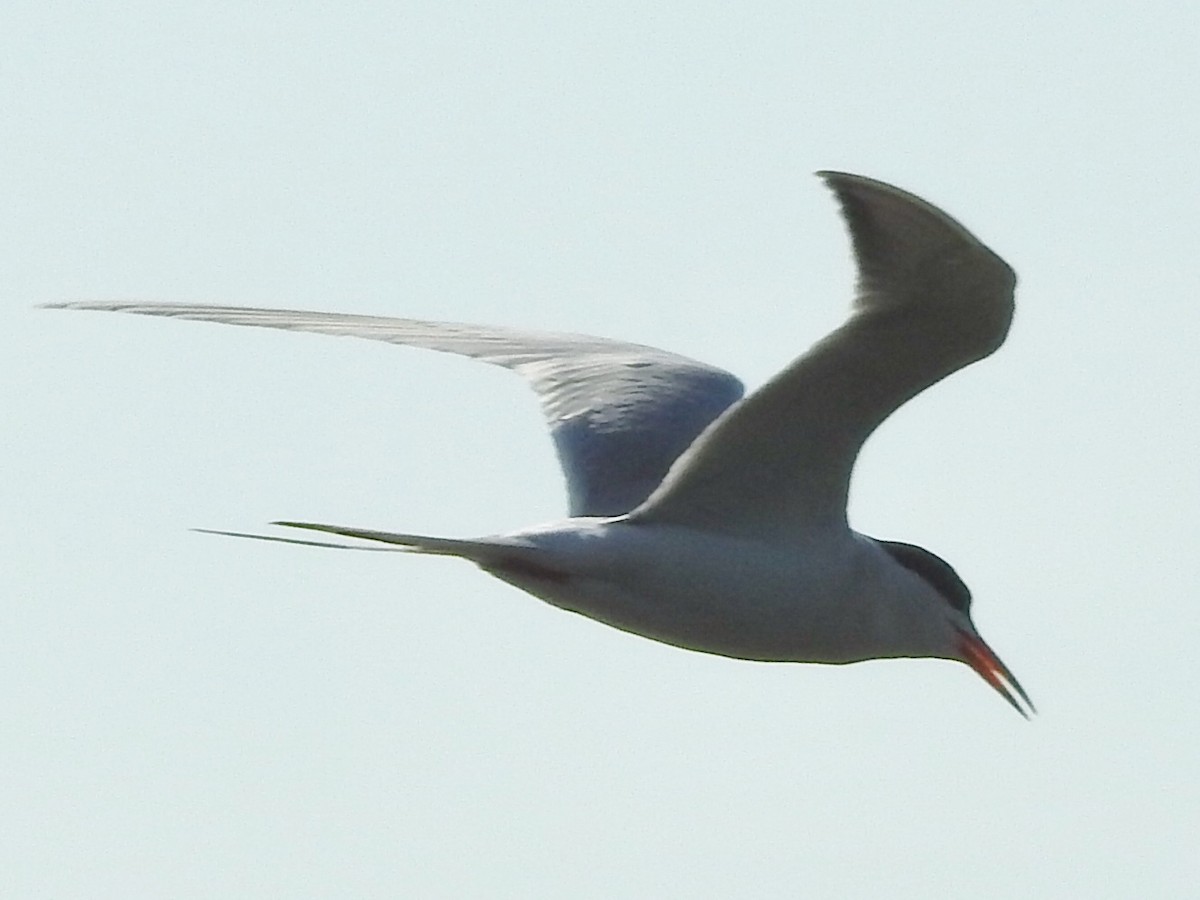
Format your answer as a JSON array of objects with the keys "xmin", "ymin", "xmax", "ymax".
[
  {"xmin": 633, "ymin": 172, "xmax": 1016, "ymax": 538},
  {"xmin": 48, "ymin": 302, "xmax": 744, "ymax": 517}
]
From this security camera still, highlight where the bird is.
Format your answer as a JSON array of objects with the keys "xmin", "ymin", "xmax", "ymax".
[{"xmin": 49, "ymin": 171, "xmax": 1034, "ymax": 716}]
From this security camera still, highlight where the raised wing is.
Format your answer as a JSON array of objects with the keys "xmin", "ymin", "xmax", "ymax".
[
  {"xmin": 633, "ymin": 172, "xmax": 1016, "ymax": 538},
  {"xmin": 48, "ymin": 302, "xmax": 744, "ymax": 517}
]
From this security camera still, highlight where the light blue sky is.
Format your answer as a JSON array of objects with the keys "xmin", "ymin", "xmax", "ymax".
[{"xmin": 4, "ymin": 3, "xmax": 1198, "ymax": 896}]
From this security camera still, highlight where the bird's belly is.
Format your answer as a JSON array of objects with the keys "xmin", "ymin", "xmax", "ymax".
[{"xmin": 492, "ymin": 523, "xmax": 876, "ymax": 664}]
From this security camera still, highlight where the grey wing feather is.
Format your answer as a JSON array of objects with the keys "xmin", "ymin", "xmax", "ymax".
[
  {"xmin": 634, "ymin": 172, "xmax": 1016, "ymax": 538},
  {"xmin": 47, "ymin": 302, "xmax": 744, "ymax": 517}
]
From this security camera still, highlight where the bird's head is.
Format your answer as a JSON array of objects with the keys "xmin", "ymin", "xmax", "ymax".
[{"xmin": 879, "ymin": 540, "xmax": 1035, "ymax": 718}]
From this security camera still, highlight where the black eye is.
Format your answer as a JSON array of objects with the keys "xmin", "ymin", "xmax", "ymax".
[{"xmin": 878, "ymin": 540, "xmax": 972, "ymax": 614}]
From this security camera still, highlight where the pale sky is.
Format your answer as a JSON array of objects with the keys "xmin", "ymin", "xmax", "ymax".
[{"xmin": 4, "ymin": 2, "xmax": 1198, "ymax": 897}]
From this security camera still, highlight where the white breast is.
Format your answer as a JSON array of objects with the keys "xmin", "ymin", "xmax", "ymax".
[{"xmin": 492, "ymin": 519, "xmax": 910, "ymax": 663}]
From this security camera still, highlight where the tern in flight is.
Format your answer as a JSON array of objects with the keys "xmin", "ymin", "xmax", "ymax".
[{"xmin": 52, "ymin": 172, "xmax": 1034, "ymax": 716}]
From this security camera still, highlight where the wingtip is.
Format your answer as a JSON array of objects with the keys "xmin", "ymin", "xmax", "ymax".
[
  {"xmin": 815, "ymin": 170, "xmax": 900, "ymax": 195},
  {"xmin": 816, "ymin": 170, "xmax": 1014, "ymax": 273},
  {"xmin": 38, "ymin": 300, "xmax": 138, "ymax": 312},
  {"xmin": 815, "ymin": 169, "xmax": 865, "ymax": 184},
  {"xmin": 815, "ymin": 170, "xmax": 936, "ymax": 212},
  {"xmin": 814, "ymin": 169, "xmax": 1016, "ymax": 356}
]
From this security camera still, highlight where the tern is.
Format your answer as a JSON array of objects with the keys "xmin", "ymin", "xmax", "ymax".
[{"xmin": 51, "ymin": 171, "xmax": 1034, "ymax": 716}]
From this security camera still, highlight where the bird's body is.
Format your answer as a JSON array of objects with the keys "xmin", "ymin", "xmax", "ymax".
[
  {"xmin": 51, "ymin": 171, "xmax": 1035, "ymax": 715},
  {"xmin": 479, "ymin": 518, "xmax": 866, "ymax": 663},
  {"xmin": 385, "ymin": 519, "xmax": 932, "ymax": 665}
]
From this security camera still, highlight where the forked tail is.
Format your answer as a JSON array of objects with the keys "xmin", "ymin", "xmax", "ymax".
[{"xmin": 196, "ymin": 520, "xmax": 518, "ymax": 563}]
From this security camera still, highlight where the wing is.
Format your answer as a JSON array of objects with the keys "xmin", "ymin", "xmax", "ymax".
[
  {"xmin": 48, "ymin": 302, "xmax": 744, "ymax": 517},
  {"xmin": 632, "ymin": 171, "xmax": 1016, "ymax": 538}
]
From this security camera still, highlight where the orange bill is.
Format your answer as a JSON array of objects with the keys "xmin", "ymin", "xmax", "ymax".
[{"xmin": 956, "ymin": 628, "xmax": 1036, "ymax": 718}]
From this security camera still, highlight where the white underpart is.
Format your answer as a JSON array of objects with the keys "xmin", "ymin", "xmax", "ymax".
[{"xmin": 48, "ymin": 171, "xmax": 1018, "ymax": 671}]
